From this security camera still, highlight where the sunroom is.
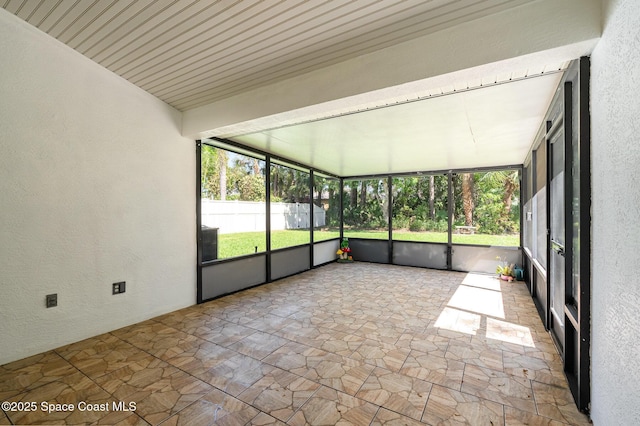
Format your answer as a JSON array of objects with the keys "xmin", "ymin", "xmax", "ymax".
[
  {"xmin": 2, "ymin": 0, "xmax": 638, "ymax": 423},
  {"xmin": 196, "ymin": 52, "xmax": 590, "ymax": 414}
]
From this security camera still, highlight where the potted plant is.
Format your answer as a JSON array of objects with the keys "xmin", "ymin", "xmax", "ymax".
[
  {"xmin": 336, "ymin": 238, "xmax": 353, "ymax": 262},
  {"xmin": 496, "ymin": 256, "xmax": 515, "ymax": 282}
]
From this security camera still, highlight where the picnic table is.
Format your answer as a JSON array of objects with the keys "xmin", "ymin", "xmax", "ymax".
[{"xmin": 455, "ymin": 225, "xmax": 477, "ymax": 234}]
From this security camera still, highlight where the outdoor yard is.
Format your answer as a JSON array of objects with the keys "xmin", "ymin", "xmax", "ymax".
[{"xmin": 217, "ymin": 229, "xmax": 519, "ymax": 259}]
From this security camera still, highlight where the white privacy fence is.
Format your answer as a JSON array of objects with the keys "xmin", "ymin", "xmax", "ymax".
[{"xmin": 202, "ymin": 200, "xmax": 326, "ymax": 234}]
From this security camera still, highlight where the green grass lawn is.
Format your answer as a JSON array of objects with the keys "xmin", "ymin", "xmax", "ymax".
[
  {"xmin": 345, "ymin": 229, "xmax": 519, "ymax": 246},
  {"xmin": 217, "ymin": 230, "xmax": 340, "ymax": 259},
  {"xmin": 216, "ymin": 229, "xmax": 518, "ymax": 259}
]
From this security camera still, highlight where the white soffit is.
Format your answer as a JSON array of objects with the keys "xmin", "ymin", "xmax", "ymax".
[
  {"xmin": 229, "ymin": 72, "xmax": 562, "ymax": 176},
  {"xmin": 0, "ymin": 0, "xmax": 534, "ymax": 111}
]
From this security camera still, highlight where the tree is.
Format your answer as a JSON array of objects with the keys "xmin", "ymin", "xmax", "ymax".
[
  {"xmin": 201, "ymin": 145, "xmax": 223, "ymax": 199},
  {"xmin": 501, "ymin": 171, "xmax": 519, "ymax": 215},
  {"xmin": 237, "ymin": 174, "xmax": 265, "ymax": 201},
  {"xmin": 374, "ymin": 179, "xmax": 390, "ymax": 225},
  {"xmin": 350, "ymin": 185, "xmax": 357, "ymax": 209},
  {"xmin": 461, "ymin": 173, "xmax": 474, "ymax": 226},
  {"xmin": 429, "ymin": 175, "xmax": 435, "ymax": 220},
  {"xmin": 476, "ymin": 170, "xmax": 520, "ymax": 233},
  {"xmin": 217, "ymin": 150, "xmax": 227, "ymax": 200}
]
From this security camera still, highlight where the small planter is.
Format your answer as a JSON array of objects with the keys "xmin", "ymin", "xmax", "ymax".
[
  {"xmin": 499, "ymin": 274, "xmax": 514, "ymax": 282},
  {"xmin": 337, "ymin": 238, "xmax": 353, "ymax": 263}
]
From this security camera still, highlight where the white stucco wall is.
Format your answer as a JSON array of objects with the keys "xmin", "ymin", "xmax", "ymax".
[
  {"xmin": 0, "ymin": 9, "xmax": 195, "ymax": 365},
  {"xmin": 590, "ymin": 0, "xmax": 640, "ymax": 423}
]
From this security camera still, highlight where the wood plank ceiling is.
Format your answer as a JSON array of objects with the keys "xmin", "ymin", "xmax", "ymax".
[{"xmin": 2, "ymin": 0, "xmax": 534, "ymax": 112}]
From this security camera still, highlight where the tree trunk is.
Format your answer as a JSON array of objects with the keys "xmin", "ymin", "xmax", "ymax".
[
  {"xmin": 272, "ymin": 171, "xmax": 278, "ymax": 198},
  {"xmin": 429, "ymin": 175, "xmax": 435, "ymax": 220},
  {"xmin": 503, "ymin": 178, "xmax": 516, "ymax": 214},
  {"xmin": 450, "ymin": 179, "xmax": 455, "ymax": 224},
  {"xmin": 381, "ymin": 180, "xmax": 389, "ymax": 224},
  {"xmin": 217, "ymin": 152, "xmax": 227, "ymax": 200},
  {"xmin": 316, "ymin": 182, "xmax": 322, "ymax": 207},
  {"xmin": 350, "ymin": 186, "xmax": 357, "ymax": 208},
  {"xmin": 360, "ymin": 181, "xmax": 367, "ymax": 206},
  {"xmin": 462, "ymin": 173, "xmax": 474, "ymax": 226}
]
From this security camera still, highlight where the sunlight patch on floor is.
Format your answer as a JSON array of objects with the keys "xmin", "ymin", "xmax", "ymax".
[
  {"xmin": 486, "ymin": 317, "xmax": 536, "ymax": 347},
  {"xmin": 433, "ymin": 273, "xmax": 536, "ymax": 348},
  {"xmin": 448, "ymin": 284, "xmax": 505, "ymax": 319},
  {"xmin": 461, "ymin": 272, "xmax": 502, "ymax": 291},
  {"xmin": 434, "ymin": 307, "xmax": 482, "ymax": 335}
]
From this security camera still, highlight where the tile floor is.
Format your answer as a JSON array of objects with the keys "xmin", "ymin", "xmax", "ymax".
[{"xmin": 0, "ymin": 263, "xmax": 591, "ymax": 425}]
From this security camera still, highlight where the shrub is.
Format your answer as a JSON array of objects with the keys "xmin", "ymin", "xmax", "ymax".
[
  {"xmin": 425, "ymin": 219, "xmax": 448, "ymax": 233},
  {"xmin": 409, "ymin": 220, "xmax": 426, "ymax": 232},
  {"xmin": 393, "ymin": 216, "xmax": 411, "ymax": 230}
]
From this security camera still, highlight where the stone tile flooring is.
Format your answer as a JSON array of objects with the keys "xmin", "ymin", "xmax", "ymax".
[{"xmin": 0, "ymin": 263, "xmax": 591, "ymax": 425}]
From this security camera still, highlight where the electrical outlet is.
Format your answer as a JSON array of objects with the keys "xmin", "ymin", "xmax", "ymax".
[
  {"xmin": 112, "ymin": 281, "xmax": 126, "ymax": 295},
  {"xmin": 46, "ymin": 294, "xmax": 57, "ymax": 308}
]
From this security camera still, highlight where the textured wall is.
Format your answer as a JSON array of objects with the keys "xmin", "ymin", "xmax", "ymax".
[
  {"xmin": 590, "ymin": 0, "xmax": 640, "ymax": 423},
  {"xmin": 0, "ymin": 10, "xmax": 195, "ymax": 364}
]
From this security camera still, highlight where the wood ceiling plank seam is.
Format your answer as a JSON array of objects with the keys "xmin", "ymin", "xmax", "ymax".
[
  {"xmin": 88, "ymin": 0, "xmax": 186, "ymax": 64},
  {"xmin": 162, "ymin": 0, "xmax": 521, "ymax": 106},
  {"xmin": 99, "ymin": 0, "xmax": 204, "ymax": 67},
  {"xmin": 158, "ymin": 0, "xmax": 488, "ymax": 95},
  {"xmin": 125, "ymin": 0, "xmax": 356, "ymax": 86},
  {"xmin": 115, "ymin": 0, "xmax": 292, "ymax": 79},
  {"xmin": 64, "ymin": 0, "xmax": 135, "ymax": 49},
  {"xmin": 146, "ymin": 0, "xmax": 438, "ymax": 97},
  {"xmin": 24, "ymin": 0, "xmax": 53, "ymax": 24},
  {"xmin": 77, "ymin": 0, "xmax": 159, "ymax": 57},
  {"xmin": 145, "ymin": 1, "xmax": 394, "ymax": 96},
  {"xmin": 116, "ymin": 0, "xmax": 279, "ymax": 79},
  {"xmin": 57, "ymin": 0, "xmax": 120, "ymax": 45},
  {"xmin": 173, "ymin": 48, "xmax": 409, "ymax": 108},
  {"xmin": 148, "ymin": 0, "xmax": 444, "ymax": 92},
  {"xmin": 71, "ymin": 1, "xmax": 153, "ymax": 51},
  {"xmin": 14, "ymin": 0, "xmax": 39, "ymax": 19},
  {"xmin": 106, "ymin": 0, "xmax": 253, "ymax": 75},
  {"xmin": 329, "ymin": 0, "xmax": 529, "ymax": 55},
  {"xmin": 156, "ymin": 38, "xmax": 371, "ymax": 102},
  {"xmin": 287, "ymin": 0, "xmax": 536, "ymax": 69},
  {"xmin": 168, "ymin": 24, "xmax": 458, "ymax": 109},
  {"xmin": 38, "ymin": 0, "xmax": 80, "ymax": 34},
  {"xmin": 106, "ymin": 0, "xmax": 263, "ymax": 73},
  {"xmin": 3, "ymin": 0, "xmax": 24, "ymax": 14},
  {"xmin": 138, "ymin": 0, "xmax": 390, "ymax": 90},
  {"xmin": 47, "ymin": 0, "xmax": 100, "ymax": 39},
  {"xmin": 262, "ymin": 0, "xmax": 532, "ymax": 77},
  {"xmin": 169, "ymin": 48, "xmax": 393, "ymax": 108},
  {"xmin": 167, "ymin": 1, "xmax": 535, "ymax": 109}
]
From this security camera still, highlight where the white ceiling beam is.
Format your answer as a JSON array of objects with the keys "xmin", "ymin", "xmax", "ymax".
[{"xmin": 183, "ymin": 0, "xmax": 601, "ymax": 139}]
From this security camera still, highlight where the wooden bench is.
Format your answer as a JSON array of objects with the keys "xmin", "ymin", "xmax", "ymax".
[{"xmin": 455, "ymin": 225, "xmax": 477, "ymax": 234}]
